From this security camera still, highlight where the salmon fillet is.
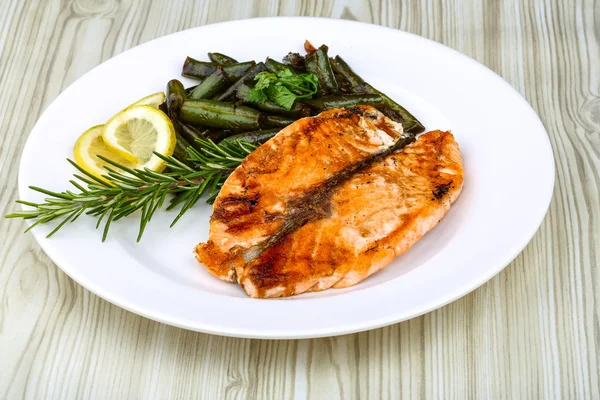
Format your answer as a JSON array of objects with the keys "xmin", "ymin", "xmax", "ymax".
[
  {"xmin": 195, "ymin": 106, "xmax": 411, "ymax": 282},
  {"xmin": 238, "ymin": 130, "xmax": 463, "ymax": 298},
  {"xmin": 195, "ymin": 106, "xmax": 463, "ymax": 298}
]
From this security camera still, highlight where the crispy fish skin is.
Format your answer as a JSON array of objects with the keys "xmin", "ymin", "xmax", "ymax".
[
  {"xmin": 237, "ymin": 130, "xmax": 464, "ymax": 298},
  {"xmin": 195, "ymin": 106, "xmax": 408, "ymax": 282}
]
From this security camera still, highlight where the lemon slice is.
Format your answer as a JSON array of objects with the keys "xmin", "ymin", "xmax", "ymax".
[
  {"xmin": 101, "ymin": 105, "xmax": 176, "ymax": 169},
  {"xmin": 128, "ymin": 91, "xmax": 165, "ymax": 108},
  {"xmin": 73, "ymin": 125, "xmax": 136, "ymax": 181}
]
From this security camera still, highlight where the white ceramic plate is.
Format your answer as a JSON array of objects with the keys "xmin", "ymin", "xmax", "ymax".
[{"xmin": 18, "ymin": 17, "xmax": 554, "ymax": 339}]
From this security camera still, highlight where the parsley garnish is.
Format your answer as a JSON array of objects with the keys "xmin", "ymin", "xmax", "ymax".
[{"xmin": 247, "ymin": 68, "xmax": 318, "ymax": 110}]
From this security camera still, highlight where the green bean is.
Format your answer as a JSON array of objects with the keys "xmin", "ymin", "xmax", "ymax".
[
  {"xmin": 360, "ymin": 82, "xmax": 424, "ymax": 133},
  {"xmin": 189, "ymin": 68, "xmax": 230, "ymax": 100},
  {"xmin": 330, "ymin": 56, "xmax": 364, "ymax": 87},
  {"xmin": 259, "ymin": 114, "xmax": 295, "ymax": 129},
  {"xmin": 301, "ymin": 94, "xmax": 384, "ymax": 110},
  {"xmin": 166, "ymin": 79, "xmax": 186, "ymax": 117},
  {"xmin": 182, "ymin": 57, "xmax": 217, "ymax": 80},
  {"xmin": 185, "ymin": 85, "xmax": 199, "ymax": 96},
  {"xmin": 208, "ymin": 52, "xmax": 238, "ymax": 65},
  {"xmin": 158, "ymin": 101, "xmax": 168, "ymax": 115},
  {"xmin": 304, "ymin": 45, "xmax": 338, "ymax": 95},
  {"xmin": 172, "ymin": 132, "xmax": 196, "ymax": 168},
  {"xmin": 236, "ymin": 84, "xmax": 310, "ymax": 118},
  {"xmin": 182, "ymin": 59, "xmax": 255, "ymax": 81},
  {"xmin": 265, "ymin": 58, "xmax": 288, "ymax": 73},
  {"xmin": 329, "ymin": 57, "xmax": 353, "ymax": 93},
  {"xmin": 222, "ymin": 61, "xmax": 256, "ymax": 79},
  {"xmin": 180, "ymin": 99, "xmax": 260, "ymax": 130},
  {"xmin": 203, "ymin": 129, "xmax": 237, "ymax": 143},
  {"xmin": 222, "ymin": 129, "xmax": 280, "ymax": 145},
  {"xmin": 175, "ymin": 122, "xmax": 206, "ymax": 152},
  {"xmin": 214, "ymin": 62, "xmax": 267, "ymax": 102},
  {"xmin": 282, "ymin": 52, "xmax": 305, "ymax": 71},
  {"xmin": 331, "ymin": 56, "xmax": 425, "ymax": 133},
  {"xmin": 376, "ymin": 106, "xmax": 403, "ymax": 122}
]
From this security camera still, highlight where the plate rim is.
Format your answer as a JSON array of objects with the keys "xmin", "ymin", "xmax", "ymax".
[{"xmin": 17, "ymin": 16, "xmax": 556, "ymax": 339}]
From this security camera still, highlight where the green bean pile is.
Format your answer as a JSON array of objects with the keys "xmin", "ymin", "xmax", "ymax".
[{"xmin": 161, "ymin": 40, "xmax": 425, "ymax": 163}]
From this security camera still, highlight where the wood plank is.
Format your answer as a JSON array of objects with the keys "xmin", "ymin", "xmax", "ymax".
[{"xmin": 0, "ymin": 0, "xmax": 598, "ymax": 398}]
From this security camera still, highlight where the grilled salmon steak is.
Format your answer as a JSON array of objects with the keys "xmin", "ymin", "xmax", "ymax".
[{"xmin": 195, "ymin": 106, "xmax": 463, "ymax": 297}]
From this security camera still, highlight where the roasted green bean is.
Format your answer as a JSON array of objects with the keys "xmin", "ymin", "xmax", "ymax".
[
  {"xmin": 301, "ymin": 94, "xmax": 383, "ymax": 110},
  {"xmin": 304, "ymin": 45, "xmax": 338, "ymax": 95},
  {"xmin": 180, "ymin": 99, "xmax": 260, "ymax": 130},
  {"xmin": 222, "ymin": 129, "xmax": 280, "ymax": 145},
  {"xmin": 189, "ymin": 68, "xmax": 230, "ymax": 100},
  {"xmin": 182, "ymin": 57, "xmax": 217, "ymax": 80},
  {"xmin": 331, "ymin": 56, "xmax": 424, "ymax": 133},
  {"xmin": 214, "ymin": 62, "xmax": 267, "ymax": 102},
  {"xmin": 172, "ymin": 132, "xmax": 196, "ymax": 168},
  {"xmin": 182, "ymin": 57, "xmax": 253, "ymax": 80},
  {"xmin": 223, "ymin": 61, "xmax": 255, "ymax": 79},
  {"xmin": 185, "ymin": 85, "xmax": 199, "ymax": 96},
  {"xmin": 330, "ymin": 56, "xmax": 364, "ymax": 87},
  {"xmin": 208, "ymin": 52, "xmax": 238, "ymax": 65},
  {"xmin": 203, "ymin": 129, "xmax": 237, "ymax": 142},
  {"xmin": 259, "ymin": 114, "xmax": 295, "ymax": 129},
  {"xmin": 282, "ymin": 52, "xmax": 305, "ymax": 71},
  {"xmin": 175, "ymin": 122, "xmax": 206, "ymax": 152},
  {"xmin": 265, "ymin": 58, "xmax": 288, "ymax": 73},
  {"xmin": 166, "ymin": 79, "xmax": 186, "ymax": 117}
]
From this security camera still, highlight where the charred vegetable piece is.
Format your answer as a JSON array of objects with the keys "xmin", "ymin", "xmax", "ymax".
[
  {"xmin": 172, "ymin": 132, "xmax": 196, "ymax": 168},
  {"xmin": 189, "ymin": 68, "xmax": 230, "ymax": 100},
  {"xmin": 185, "ymin": 85, "xmax": 199, "ymax": 96},
  {"xmin": 223, "ymin": 61, "xmax": 255, "ymax": 79},
  {"xmin": 202, "ymin": 128, "xmax": 237, "ymax": 143},
  {"xmin": 330, "ymin": 55, "xmax": 364, "ymax": 87},
  {"xmin": 174, "ymin": 122, "xmax": 206, "ymax": 152},
  {"xmin": 282, "ymin": 52, "xmax": 306, "ymax": 71},
  {"xmin": 304, "ymin": 40, "xmax": 317, "ymax": 53},
  {"xmin": 166, "ymin": 79, "xmax": 186, "ymax": 117},
  {"xmin": 331, "ymin": 56, "xmax": 425, "ymax": 133},
  {"xmin": 180, "ymin": 99, "xmax": 261, "ymax": 130},
  {"xmin": 214, "ymin": 62, "xmax": 268, "ymax": 102},
  {"xmin": 265, "ymin": 58, "xmax": 291, "ymax": 74},
  {"xmin": 208, "ymin": 52, "xmax": 238, "ymax": 65},
  {"xmin": 259, "ymin": 114, "xmax": 295, "ymax": 129},
  {"xmin": 301, "ymin": 94, "xmax": 384, "ymax": 110},
  {"xmin": 222, "ymin": 128, "xmax": 280, "ymax": 145},
  {"xmin": 183, "ymin": 58, "xmax": 254, "ymax": 80},
  {"xmin": 304, "ymin": 45, "xmax": 338, "ymax": 95},
  {"xmin": 329, "ymin": 57, "xmax": 353, "ymax": 93},
  {"xmin": 182, "ymin": 57, "xmax": 217, "ymax": 80}
]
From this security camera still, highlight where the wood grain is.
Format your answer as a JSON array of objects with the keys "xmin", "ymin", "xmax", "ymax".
[{"xmin": 1, "ymin": 0, "xmax": 598, "ymax": 398}]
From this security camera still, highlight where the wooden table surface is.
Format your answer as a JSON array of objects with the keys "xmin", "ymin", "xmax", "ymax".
[{"xmin": 1, "ymin": 0, "xmax": 598, "ymax": 398}]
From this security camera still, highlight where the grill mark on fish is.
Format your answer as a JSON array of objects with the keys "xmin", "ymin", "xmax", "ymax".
[
  {"xmin": 433, "ymin": 182, "xmax": 452, "ymax": 200},
  {"xmin": 240, "ymin": 132, "xmax": 416, "ymax": 263}
]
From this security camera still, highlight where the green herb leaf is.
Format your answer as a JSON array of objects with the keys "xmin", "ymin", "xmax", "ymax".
[
  {"xmin": 266, "ymin": 85, "xmax": 297, "ymax": 110},
  {"xmin": 247, "ymin": 87, "xmax": 268, "ymax": 103},
  {"xmin": 246, "ymin": 67, "xmax": 319, "ymax": 109},
  {"xmin": 254, "ymin": 71, "xmax": 277, "ymax": 90}
]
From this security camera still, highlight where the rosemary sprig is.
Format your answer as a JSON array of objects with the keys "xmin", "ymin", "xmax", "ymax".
[{"xmin": 4, "ymin": 138, "xmax": 256, "ymax": 242}]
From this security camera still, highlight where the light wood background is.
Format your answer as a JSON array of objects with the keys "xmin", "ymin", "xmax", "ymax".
[{"xmin": 1, "ymin": 0, "xmax": 598, "ymax": 398}]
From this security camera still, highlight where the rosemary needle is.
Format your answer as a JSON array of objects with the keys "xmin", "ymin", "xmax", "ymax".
[{"xmin": 4, "ymin": 138, "xmax": 256, "ymax": 242}]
